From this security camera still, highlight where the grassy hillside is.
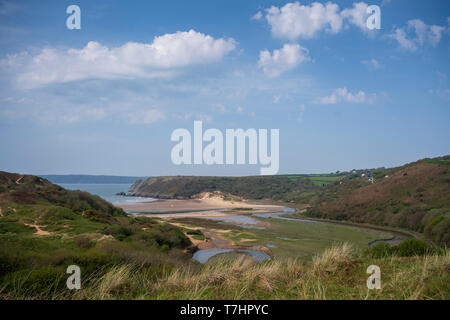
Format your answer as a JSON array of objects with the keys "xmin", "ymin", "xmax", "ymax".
[
  {"xmin": 0, "ymin": 171, "xmax": 448, "ymax": 300},
  {"xmin": 129, "ymin": 174, "xmax": 343, "ymax": 202},
  {"xmin": 0, "ymin": 171, "xmax": 126, "ymax": 218},
  {"xmin": 305, "ymin": 157, "xmax": 450, "ymax": 246},
  {"xmin": 42, "ymin": 175, "xmax": 148, "ymax": 184},
  {"xmin": 0, "ymin": 172, "xmax": 194, "ymax": 299}
]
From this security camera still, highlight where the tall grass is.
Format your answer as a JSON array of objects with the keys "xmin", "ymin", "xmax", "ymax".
[{"xmin": 2, "ymin": 244, "xmax": 449, "ymax": 300}]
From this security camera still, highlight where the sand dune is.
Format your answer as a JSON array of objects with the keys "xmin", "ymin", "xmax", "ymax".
[{"xmin": 117, "ymin": 192, "xmax": 284, "ymax": 212}]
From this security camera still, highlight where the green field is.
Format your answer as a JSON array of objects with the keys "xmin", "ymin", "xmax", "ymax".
[
  {"xmin": 228, "ymin": 218, "xmax": 393, "ymax": 260},
  {"xmin": 173, "ymin": 213, "xmax": 395, "ymax": 260}
]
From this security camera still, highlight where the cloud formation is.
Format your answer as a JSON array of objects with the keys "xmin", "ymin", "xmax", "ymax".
[
  {"xmin": 316, "ymin": 87, "xmax": 376, "ymax": 104},
  {"xmin": 258, "ymin": 43, "xmax": 310, "ymax": 77},
  {"xmin": 128, "ymin": 109, "xmax": 166, "ymax": 125},
  {"xmin": 361, "ymin": 58, "xmax": 381, "ymax": 70},
  {"xmin": 388, "ymin": 19, "xmax": 447, "ymax": 51},
  {"xmin": 259, "ymin": 1, "xmax": 372, "ymax": 40},
  {"xmin": 1, "ymin": 30, "xmax": 236, "ymax": 87}
]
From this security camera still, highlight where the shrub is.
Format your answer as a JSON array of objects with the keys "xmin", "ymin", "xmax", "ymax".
[
  {"xmin": 74, "ymin": 235, "xmax": 95, "ymax": 249},
  {"xmin": 368, "ymin": 242, "xmax": 393, "ymax": 258},
  {"xmin": 393, "ymin": 239, "xmax": 433, "ymax": 257},
  {"xmin": 425, "ymin": 216, "xmax": 444, "ymax": 237},
  {"xmin": 0, "ymin": 220, "xmax": 35, "ymax": 234},
  {"xmin": 102, "ymin": 225, "xmax": 138, "ymax": 241}
]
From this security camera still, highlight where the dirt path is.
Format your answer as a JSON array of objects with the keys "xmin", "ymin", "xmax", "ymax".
[
  {"xmin": 23, "ymin": 222, "xmax": 51, "ymax": 236},
  {"xmin": 0, "ymin": 208, "xmax": 3, "ymax": 217},
  {"xmin": 15, "ymin": 176, "xmax": 23, "ymax": 184}
]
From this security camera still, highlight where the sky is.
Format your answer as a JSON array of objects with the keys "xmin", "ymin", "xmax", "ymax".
[{"xmin": 0, "ymin": 0, "xmax": 449, "ymax": 176}]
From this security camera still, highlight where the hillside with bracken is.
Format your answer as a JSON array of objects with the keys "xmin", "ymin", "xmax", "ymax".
[{"xmin": 305, "ymin": 157, "xmax": 450, "ymax": 246}]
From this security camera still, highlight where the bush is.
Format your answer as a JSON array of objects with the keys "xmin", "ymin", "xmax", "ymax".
[
  {"xmin": 393, "ymin": 239, "xmax": 433, "ymax": 257},
  {"xmin": 0, "ymin": 220, "xmax": 35, "ymax": 234},
  {"xmin": 427, "ymin": 217, "xmax": 450, "ymax": 246},
  {"xmin": 102, "ymin": 225, "xmax": 138, "ymax": 241},
  {"xmin": 367, "ymin": 239, "xmax": 435, "ymax": 258},
  {"xmin": 425, "ymin": 216, "xmax": 444, "ymax": 237},
  {"xmin": 368, "ymin": 242, "xmax": 393, "ymax": 258},
  {"xmin": 74, "ymin": 235, "xmax": 95, "ymax": 249}
]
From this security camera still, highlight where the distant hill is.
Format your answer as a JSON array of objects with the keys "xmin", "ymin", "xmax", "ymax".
[
  {"xmin": 41, "ymin": 174, "xmax": 148, "ymax": 184},
  {"xmin": 0, "ymin": 171, "xmax": 126, "ymax": 218},
  {"xmin": 306, "ymin": 156, "xmax": 450, "ymax": 246},
  {"xmin": 128, "ymin": 175, "xmax": 331, "ymax": 201}
]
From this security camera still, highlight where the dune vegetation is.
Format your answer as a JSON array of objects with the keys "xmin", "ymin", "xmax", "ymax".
[{"xmin": 1, "ymin": 242, "xmax": 448, "ymax": 300}]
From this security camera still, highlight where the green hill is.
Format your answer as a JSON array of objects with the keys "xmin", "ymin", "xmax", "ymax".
[
  {"xmin": 0, "ymin": 171, "xmax": 193, "ymax": 299},
  {"xmin": 305, "ymin": 157, "xmax": 450, "ymax": 246},
  {"xmin": 0, "ymin": 171, "xmax": 126, "ymax": 218},
  {"xmin": 129, "ymin": 174, "xmax": 342, "ymax": 202},
  {"xmin": 42, "ymin": 174, "xmax": 148, "ymax": 184}
]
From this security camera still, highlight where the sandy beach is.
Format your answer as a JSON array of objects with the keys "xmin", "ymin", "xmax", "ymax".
[
  {"xmin": 116, "ymin": 192, "xmax": 284, "ymax": 213},
  {"xmin": 116, "ymin": 193, "xmax": 283, "ymax": 255}
]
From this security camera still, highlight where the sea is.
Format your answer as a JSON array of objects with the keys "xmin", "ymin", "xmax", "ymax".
[{"xmin": 59, "ymin": 183, "xmax": 155, "ymax": 205}]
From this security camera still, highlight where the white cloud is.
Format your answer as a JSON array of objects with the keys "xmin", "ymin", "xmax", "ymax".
[
  {"xmin": 195, "ymin": 114, "xmax": 213, "ymax": 123},
  {"xmin": 0, "ymin": 84, "xmax": 172, "ymax": 126},
  {"xmin": 273, "ymin": 95, "xmax": 281, "ymax": 104},
  {"xmin": 408, "ymin": 19, "xmax": 445, "ymax": 46},
  {"xmin": 236, "ymin": 106, "xmax": 245, "ymax": 113},
  {"xmin": 340, "ymin": 2, "xmax": 370, "ymax": 32},
  {"xmin": 298, "ymin": 104, "xmax": 305, "ymax": 122},
  {"xmin": 316, "ymin": 88, "xmax": 376, "ymax": 104},
  {"xmin": 259, "ymin": 2, "xmax": 447, "ymax": 49},
  {"xmin": 258, "ymin": 43, "xmax": 310, "ymax": 77},
  {"xmin": 361, "ymin": 58, "xmax": 381, "ymax": 70},
  {"xmin": 128, "ymin": 109, "xmax": 165, "ymax": 125},
  {"xmin": 1, "ymin": 29, "xmax": 236, "ymax": 87},
  {"xmin": 251, "ymin": 11, "xmax": 263, "ymax": 21},
  {"xmin": 388, "ymin": 19, "xmax": 446, "ymax": 51},
  {"xmin": 264, "ymin": 2, "xmax": 343, "ymax": 40},
  {"xmin": 210, "ymin": 103, "xmax": 249, "ymax": 115},
  {"xmin": 259, "ymin": 1, "xmax": 381, "ymax": 40},
  {"xmin": 211, "ymin": 103, "xmax": 227, "ymax": 113},
  {"xmin": 389, "ymin": 28, "xmax": 416, "ymax": 51}
]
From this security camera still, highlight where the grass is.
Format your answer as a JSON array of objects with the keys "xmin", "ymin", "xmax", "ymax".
[
  {"xmin": 284, "ymin": 175, "xmax": 342, "ymax": 187},
  {"xmin": 307, "ymin": 175, "xmax": 343, "ymax": 187},
  {"xmin": 197, "ymin": 215, "xmax": 396, "ymax": 260},
  {"xmin": 0, "ymin": 201, "xmax": 195, "ymax": 299},
  {"xmin": 2, "ymin": 244, "xmax": 448, "ymax": 300}
]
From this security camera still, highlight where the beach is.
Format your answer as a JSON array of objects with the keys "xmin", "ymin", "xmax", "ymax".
[{"xmin": 116, "ymin": 192, "xmax": 284, "ymax": 214}]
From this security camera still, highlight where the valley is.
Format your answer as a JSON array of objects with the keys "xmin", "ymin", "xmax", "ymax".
[{"xmin": 0, "ymin": 155, "xmax": 448, "ymax": 299}]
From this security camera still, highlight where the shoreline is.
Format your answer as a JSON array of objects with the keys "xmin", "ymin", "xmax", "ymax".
[
  {"xmin": 116, "ymin": 193, "xmax": 285, "ymax": 214},
  {"xmin": 115, "ymin": 195, "xmax": 423, "ymax": 259}
]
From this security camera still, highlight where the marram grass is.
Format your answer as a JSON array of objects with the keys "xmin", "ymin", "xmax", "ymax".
[{"xmin": 2, "ymin": 244, "xmax": 448, "ymax": 300}]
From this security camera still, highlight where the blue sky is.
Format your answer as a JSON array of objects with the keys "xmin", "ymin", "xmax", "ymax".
[{"xmin": 0, "ymin": 0, "xmax": 449, "ymax": 176}]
